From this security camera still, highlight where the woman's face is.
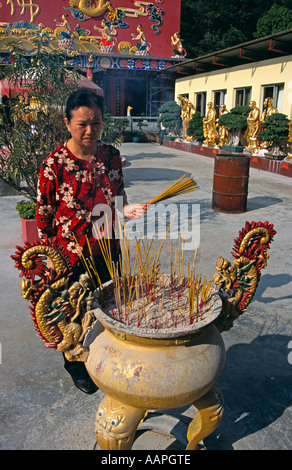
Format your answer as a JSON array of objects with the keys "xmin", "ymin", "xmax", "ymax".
[{"xmin": 65, "ymin": 105, "xmax": 103, "ymax": 151}]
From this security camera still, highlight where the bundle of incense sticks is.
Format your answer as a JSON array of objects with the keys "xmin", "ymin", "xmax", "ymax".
[
  {"xmin": 74, "ymin": 215, "xmax": 212, "ymax": 329},
  {"xmin": 147, "ymin": 173, "xmax": 199, "ymax": 205}
]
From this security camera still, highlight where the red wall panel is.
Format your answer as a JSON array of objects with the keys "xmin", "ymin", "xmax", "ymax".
[{"xmin": 0, "ymin": 0, "xmax": 181, "ymax": 58}]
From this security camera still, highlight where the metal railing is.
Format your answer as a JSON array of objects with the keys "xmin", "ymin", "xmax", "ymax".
[{"xmin": 111, "ymin": 116, "xmax": 159, "ymax": 133}]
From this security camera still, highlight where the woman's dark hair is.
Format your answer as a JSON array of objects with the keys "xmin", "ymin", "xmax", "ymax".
[{"xmin": 65, "ymin": 87, "xmax": 104, "ymax": 121}]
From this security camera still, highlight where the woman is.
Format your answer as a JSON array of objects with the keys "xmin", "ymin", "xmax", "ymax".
[{"xmin": 36, "ymin": 87, "xmax": 146, "ymax": 393}]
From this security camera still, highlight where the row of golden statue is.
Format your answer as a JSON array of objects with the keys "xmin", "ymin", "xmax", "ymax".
[{"xmin": 178, "ymin": 95, "xmax": 292, "ymax": 158}]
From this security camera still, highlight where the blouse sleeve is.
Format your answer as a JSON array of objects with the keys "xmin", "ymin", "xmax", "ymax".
[
  {"xmin": 36, "ymin": 157, "xmax": 57, "ymax": 239},
  {"xmin": 110, "ymin": 146, "xmax": 128, "ymax": 206}
]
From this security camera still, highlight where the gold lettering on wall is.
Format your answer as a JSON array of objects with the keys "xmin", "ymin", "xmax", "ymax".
[{"xmin": 6, "ymin": 0, "xmax": 40, "ymax": 23}]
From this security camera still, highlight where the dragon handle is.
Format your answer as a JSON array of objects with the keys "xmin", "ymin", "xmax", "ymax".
[
  {"xmin": 213, "ymin": 221, "xmax": 276, "ymax": 332},
  {"xmin": 11, "ymin": 241, "xmax": 96, "ymax": 361}
]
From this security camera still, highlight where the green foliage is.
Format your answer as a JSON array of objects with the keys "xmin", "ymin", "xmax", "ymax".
[
  {"xmin": 101, "ymin": 114, "xmax": 124, "ymax": 146},
  {"xmin": 258, "ymin": 113, "xmax": 290, "ymax": 146},
  {"xmin": 229, "ymin": 106, "xmax": 251, "ymax": 116},
  {"xmin": 180, "ymin": 0, "xmax": 291, "ymax": 57},
  {"xmin": 158, "ymin": 101, "xmax": 181, "ymax": 135},
  {"xmin": 15, "ymin": 200, "xmax": 37, "ymax": 219},
  {"xmin": 187, "ymin": 112, "xmax": 204, "ymax": 141},
  {"xmin": 0, "ymin": 44, "xmax": 80, "ymax": 202},
  {"xmin": 254, "ymin": 4, "xmax": 292, "ymax": 38},
  {"xmin": 133, "ymin": 117, "xmax": 149, "ymax": 134},
  {"xmin": 218, "ymin": 106, "xmax": 250, "ymax": 130},
  {"xmin": 0, "ymin": 42, "xmax": 120, "ymax": 203}
]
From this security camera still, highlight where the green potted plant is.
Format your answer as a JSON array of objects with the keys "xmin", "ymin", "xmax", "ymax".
[
  {"xmin": 258, "ymin": 113, "xmax": 290, "ymax": 159},
  {"xmin": 115, "ymin": 118, "xmax": 130, "ymax": 143},
  {"xmin": 130, "ymin": 129, "xmax": 143, "ymax": 143},
  {"xmin": 218, "ymin": 105, "xmax": 250, "ymax": 152},
  {"xmin": 187, "ymin": 111, "xmax": 204, "ymax": 143},
  {"xmin": 131, "ymin": 117, "xmax": 148, "ymax": 142},
  {"xmin": 157, "ymin": 101, "xmax": 181, "ymax": 140},
  {"xmin": 100, "ymin": 113, "xmax": 125, "ymax": 147},
  {"xmin": 15, "ymin": 199, "xmax": 39, "ymax": 243}
]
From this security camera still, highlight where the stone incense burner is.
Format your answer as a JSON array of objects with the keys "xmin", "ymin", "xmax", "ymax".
[
  {"xmin": 86, "ymin": 281, "xmax": 225, "ymax": 450},
  {"xmin": 12, "ymin": 220, "xmax": 276, "ymax": 450}
]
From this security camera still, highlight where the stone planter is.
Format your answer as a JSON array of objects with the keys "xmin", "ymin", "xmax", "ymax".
[
  {"xmin": 86, "ymin": 285, "xmax": 225, "ymax": 450},
  {"xmin": 222, "ymin": 144, "xmax": 245, "ymax": 153},
  {"xmin": 163, "ymin": 135, "xmax": 177, "ymax": 141},
  {"xmin": 132, "ymin": 136, "xmax": 142, "ymax": 143}
]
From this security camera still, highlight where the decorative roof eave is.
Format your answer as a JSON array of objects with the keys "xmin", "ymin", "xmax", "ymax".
[{"xmin": 0, "ymin": 48, "xmax": 187, "ymax": 73}]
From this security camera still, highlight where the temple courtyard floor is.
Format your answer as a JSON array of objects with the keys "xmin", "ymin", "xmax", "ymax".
[{"xmin": 1, "ymin": 142, "xmax": 291, "ymax": 451}]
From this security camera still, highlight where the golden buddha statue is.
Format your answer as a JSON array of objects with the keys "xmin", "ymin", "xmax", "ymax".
[
  {"xmin": 217, "ymin": 104, "xmax": 230, "ymax": 148},
  {"xmin": 260, "ymin": 97, "xmax": 279, "ymax": 149},
  {"xmin": 177, "ymin": 95, "xmax": 195, "ymax": 140},
  {"xmin": 285, "ymin": 120, "xmax": 292, "ymax": 162},
  {"xmin": 260, "ymin": 97, "xmax": 279, "ymax": 123},
  {"xmin": 203, "ymin": 102, "xmax": 218, "ymax": 147},
  {"xmin": 245, "ymin": 101, "xmax": 260, "ymax": 152}
]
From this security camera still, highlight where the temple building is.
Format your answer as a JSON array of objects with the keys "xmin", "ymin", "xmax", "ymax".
[{"xmin": 0, "ymin": 0, "xmax": 185, "ymax": 117}]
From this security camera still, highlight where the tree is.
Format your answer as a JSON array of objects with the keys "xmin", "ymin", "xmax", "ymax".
[
  {"xmin": 254, "ymin": 4, "xmax": 292, "ymax": 38},
  {"xmin": 0, "ymin": 43, "xmax": 82, "ymax": 202},
  {"xmin": 180, "ymin": 0, "xmax": 291, "ymax": 58},
  {"xmin": 0, "ymin": 41, "xmax": 124, "ymax": 202},
  {"xmin": 158, "ymin": 101, "xmax": 181, "ymax": 135},
  {"xmin": 258, "ymin": 113, "xmax": 290, "ymax": 154},
  {"xmin": 187, "ymin": 112, "xmax": 204, "ymax": 141},
  {"xmin": 218, "ymin": 106, "xmax": 250, "ymax": 146}
]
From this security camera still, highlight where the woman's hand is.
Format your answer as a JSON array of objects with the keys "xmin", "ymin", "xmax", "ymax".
[{"xmin": 123, "ymin": 203, "xmax": 147, "ymax": 219}]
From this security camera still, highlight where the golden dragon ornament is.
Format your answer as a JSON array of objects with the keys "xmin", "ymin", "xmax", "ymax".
[
  {"xmin": 11, "ymin": 240, "xmax": 96, "ymax": 362},
  {"xmin": 213, "ymin": 220, "xmax": 276, "ymax": 332}
]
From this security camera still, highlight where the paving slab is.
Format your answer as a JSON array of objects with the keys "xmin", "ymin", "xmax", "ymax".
[{"xmin": 0, "ymin": 142, "xmax": 291, "ymax": 451}]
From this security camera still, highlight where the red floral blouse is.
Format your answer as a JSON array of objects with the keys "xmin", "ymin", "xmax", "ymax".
[{"xmin": 36, "ymin": 141, "xmax": 127, "ymax": 267}]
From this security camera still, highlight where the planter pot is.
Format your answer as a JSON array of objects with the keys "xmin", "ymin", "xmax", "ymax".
[
  {"xmin": 86, "ymin": 285, "xmax": 225, "ymax": 450},
  {"xmin": 21, "ymin": 218, "xmax": 40, "ymax": 244},
  {"xmin": 222, "ymin": 144, "xmax": 245, "ymax": 153},
  {"xmin": 163, "ymin": 136, "xmax": 176, "ymax": 141},
  {"xmin": 132, "ymin": 136, "xmax": 142, "ymax": 143},
  {"xmin": 265, "ymin": 153, "xmax": 285, "ymax": 160}
]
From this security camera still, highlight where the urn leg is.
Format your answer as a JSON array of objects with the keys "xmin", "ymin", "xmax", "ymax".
[
  {"xmin": 186, "ymin": 385, "xmax": 223, "ymax": 450},
  {"xmin": 95, "ymin": 395, "xmax": 147, "ymax": 450}
]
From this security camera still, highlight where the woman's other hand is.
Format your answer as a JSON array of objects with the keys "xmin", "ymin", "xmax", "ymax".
[{"xmin": 123, "ymin": 203, "xmax": 147, "ymax": 219}]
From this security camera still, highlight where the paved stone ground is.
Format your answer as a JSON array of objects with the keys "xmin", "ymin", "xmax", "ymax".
[{"xmin": 0, "ymin": 142, "xmax": 291, "ymax": 451}]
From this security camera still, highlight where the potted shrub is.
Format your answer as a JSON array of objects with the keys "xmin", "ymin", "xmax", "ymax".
[
  {"xmin": 218, "ymin": 105, "xmax": 250, "ymax": 151},
  {"xmin": 101, "ymin": 113, "xmax": 124, "ymax": 147},
  {"xmin": 157, "ymin": 101, "xmax": 181, "ymax": 140},
  {"xmin": 15, "ymin": 199, "xmax": 39, "ymax": 243},
  {"xmin": 187, "ymin": 111, "xmax": 204, "ymax": 143},
  {"xmin": 131, "ymin": 117, "xmax": 148, "ymax": 142},
  {"xmin": 130, "ymin": 129, "xmax": 144, "ymax": 143},
  {"xmin": 115, "ymin": 118, "xmax": 130, "ymax": 143},
  {"xmin": 258, "ymin": 113, "xmax": 290, "ymax": 159}
]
